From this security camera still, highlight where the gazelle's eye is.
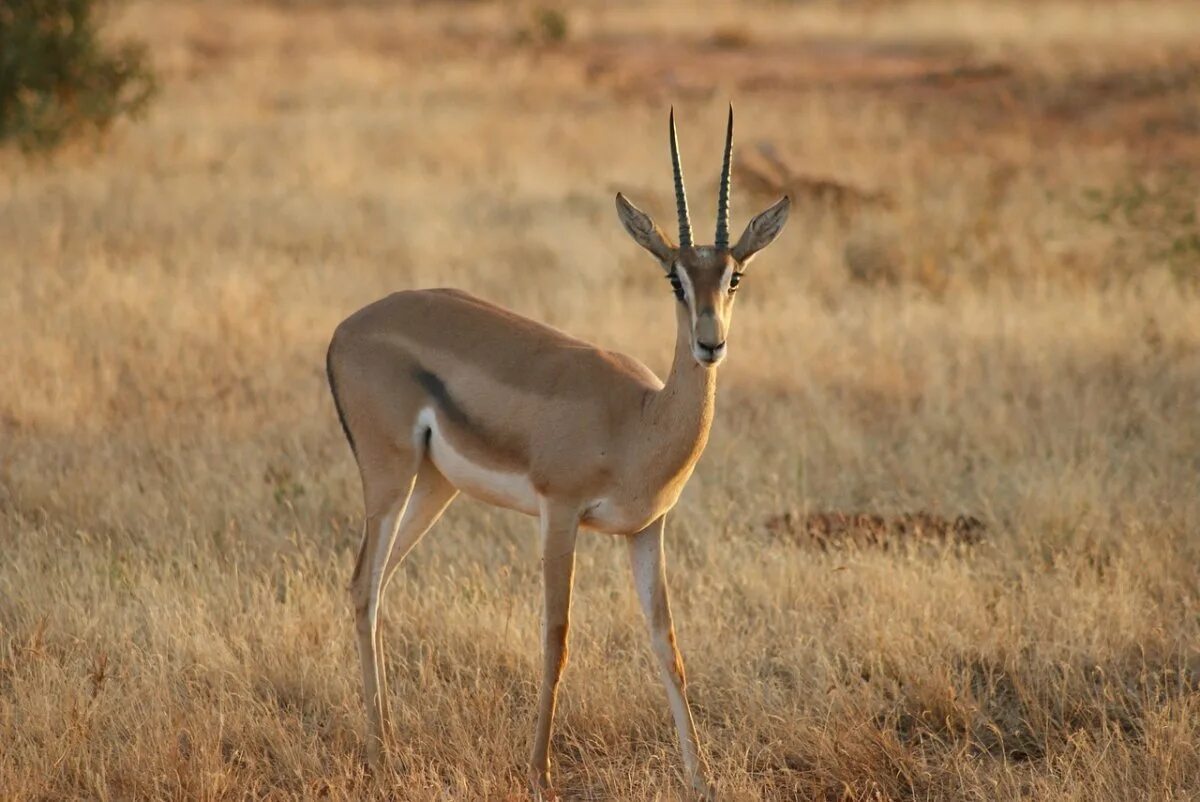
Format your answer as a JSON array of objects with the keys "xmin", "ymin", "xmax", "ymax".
[
  {"xmin": 668, "ymin": 273, "xmax": 685, "ymax": 302},
  {"xmin": 729, "ymin": 272, "xmax": 743, "ymax": 293}
]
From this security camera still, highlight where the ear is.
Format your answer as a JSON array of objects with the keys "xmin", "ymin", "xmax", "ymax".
[
  {"xmin": 731, "ymin": 195, "xmax": 790, "ymax": 265},
  {"xmin": 615, "ymin": 193, "xmax": 675, "ymax": 265}
]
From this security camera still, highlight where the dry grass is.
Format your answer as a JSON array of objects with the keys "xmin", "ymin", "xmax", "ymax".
[{"xmin": 2, "ymin": 1, "xmax": 1200, "ymax": 799}]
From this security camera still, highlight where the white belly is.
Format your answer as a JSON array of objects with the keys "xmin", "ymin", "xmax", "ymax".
[{"xmin": 417, "ymin": 408, "xmax": 540, "ymax": 516}]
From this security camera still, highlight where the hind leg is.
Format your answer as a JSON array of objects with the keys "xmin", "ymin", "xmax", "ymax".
[
  {"xmin": 350, "ymin": 445, "xmax": 419, "ymax": 765},
  {"xmin": 380, "ymin": 458, "xmax": 458, "ymax": 593},
  {"xmin": 374, "ymin": 458, "xmax": 458, "ymax": 733}
]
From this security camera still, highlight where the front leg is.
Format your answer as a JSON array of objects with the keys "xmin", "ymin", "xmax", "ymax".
[
  {"xmin": 530, "ymin": 499, "xmax": 581, "ymax": 795},
  {"xmin": 629, "ymin": 516, "xmax": 715, "ymax": 800}
]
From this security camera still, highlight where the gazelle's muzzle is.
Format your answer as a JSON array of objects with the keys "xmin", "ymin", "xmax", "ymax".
[{"xmin": 692, "ymin": 312, "xmax": 727, "ymax": 367}]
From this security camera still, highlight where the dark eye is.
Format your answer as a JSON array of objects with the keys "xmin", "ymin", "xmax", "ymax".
[
  {"xmin": 668, "ymin": 273, "xmax": 685, "ymax": 302},
  {"xmin": 729, "ymin": 272, "xmax": 743, "ymax": 293}
]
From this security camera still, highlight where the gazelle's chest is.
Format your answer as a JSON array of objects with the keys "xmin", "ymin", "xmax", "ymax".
[{"xmin": 582, "ymin": 469, "xmax": 694, "ymax": 534}]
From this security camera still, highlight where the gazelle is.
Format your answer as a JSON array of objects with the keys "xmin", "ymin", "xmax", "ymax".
[{"xmin": 326, "ymin": 107, "xmax": 789, "ymax": 799}]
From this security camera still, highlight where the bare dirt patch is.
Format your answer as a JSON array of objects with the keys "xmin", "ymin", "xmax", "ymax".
[{"xmin": 765, "ymin": 510, "xmax": 988, "ymax": 550}]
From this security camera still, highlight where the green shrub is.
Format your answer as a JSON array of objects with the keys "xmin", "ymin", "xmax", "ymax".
[
  {"xmin": 534, "ymin": 7, "xmax": 568, "ymax": 45},
  {"xmin": 0, "ymin": 0, "xmax": 156, "ymax": 152}
]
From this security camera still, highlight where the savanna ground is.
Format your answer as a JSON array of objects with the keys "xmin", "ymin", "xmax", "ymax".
[{"xmin": 2, "ymin": 1, "xmax": 1200, "ymax": 799}]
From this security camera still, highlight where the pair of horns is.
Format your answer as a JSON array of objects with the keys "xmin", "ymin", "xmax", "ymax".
[{"xmin": 669, "ymin": 105, "xmax": 734, "ymax": 250}]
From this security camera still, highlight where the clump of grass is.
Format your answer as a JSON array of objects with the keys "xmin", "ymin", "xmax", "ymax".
[
  {"xmin": 535, "ymin": 7, "xmax": 568, "ymax": 44},
  {"xmin": 709, "ymin": 25, "xmax": 754, "ymax": 50},
  {"xmin": 516, "ymin": 7, "xmax": 569, "ymax": 47},
  {"xmin": 1081, "ymin": 175, "xmax": 1200, "ymax": 281}
]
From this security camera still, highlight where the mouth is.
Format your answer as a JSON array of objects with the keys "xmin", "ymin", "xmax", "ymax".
[{"xmin": 693, "ymin": 341, "xmax": 727, "ymax": 367}]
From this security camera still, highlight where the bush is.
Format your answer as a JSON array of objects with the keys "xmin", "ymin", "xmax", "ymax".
[{"xmin": 0, "ymin": 0, "xmax": 156, "ymax": 152}]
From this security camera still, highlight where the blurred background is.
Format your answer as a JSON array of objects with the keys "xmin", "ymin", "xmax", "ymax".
[{"xmin": 2, "ymin": 1, "xmax": 1199, "ymax": 799}]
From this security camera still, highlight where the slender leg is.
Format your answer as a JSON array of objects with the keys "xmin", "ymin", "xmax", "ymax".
[
  {"xmin": 529, "ymin": 499, "xmax": 581, "ymax": 794},
  {"xmin": 374, "ymin": 460, "xmax": 457, "ymax": 733},
  {"xmin": 350, "ymin": 453, "xmax": 418, "ymax": 766},
  {"xmin": 628, "ymin": 516, "xmax": 715, "ymax": 800}
]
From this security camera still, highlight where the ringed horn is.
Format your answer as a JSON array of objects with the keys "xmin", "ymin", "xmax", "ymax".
[{"xmin": 667, "ymin": 105, "xmax": 736, "ymax": 251}]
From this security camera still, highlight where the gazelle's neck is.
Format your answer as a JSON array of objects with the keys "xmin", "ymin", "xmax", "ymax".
[{"xmin": 643, "ymin": 309, "xmax": 717, "ymax": 481}]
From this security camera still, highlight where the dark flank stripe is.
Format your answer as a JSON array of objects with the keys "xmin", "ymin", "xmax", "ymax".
[
  {"xmin": 412, "ymin": 365, "xmax": 527, "ymax": 467},
  {"xmin": 412, "ymin": 367, "xmax": 472, "ymax": 429}
]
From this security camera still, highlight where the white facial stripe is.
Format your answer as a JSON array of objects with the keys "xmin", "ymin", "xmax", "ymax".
[
  {"xmin": 673, "ymin": 264, "xmax": 698, "ymax": 325},
  {"xmin": 720, "ymin": 262, "xmax": 735, "ymax": 292}
]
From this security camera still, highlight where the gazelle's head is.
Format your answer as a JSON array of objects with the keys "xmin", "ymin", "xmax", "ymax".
[{"xmin": 616, "ymin": 107, "xmax": 790, "ymax": 368}]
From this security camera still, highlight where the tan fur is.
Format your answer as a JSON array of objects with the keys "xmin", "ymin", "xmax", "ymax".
[
  {"xmin": 330, "ymin": 288, "xmax": 714, "ymax": 524},
  {"xmin": 327, "ymin": 112, "xmax": 789, "ymax": 799}
]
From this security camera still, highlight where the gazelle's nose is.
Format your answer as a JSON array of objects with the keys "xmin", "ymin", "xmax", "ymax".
[{"xmin": 695, "ymin": 339, "xmax": 727, "ymax": 365}]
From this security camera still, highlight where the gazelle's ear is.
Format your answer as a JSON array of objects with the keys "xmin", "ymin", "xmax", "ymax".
[
  {"xmin": 731, "ymin": 196, "xmax": 790, "ymax": 265},
  {"xmin": 615, "ymin": 193, "xmax": 675, "ymax": 265}
]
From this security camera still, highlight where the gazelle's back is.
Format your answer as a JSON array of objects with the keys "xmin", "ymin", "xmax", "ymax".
[{"xmin": 334, "ymin": 288, "xmax": 659, "ymax": 398}]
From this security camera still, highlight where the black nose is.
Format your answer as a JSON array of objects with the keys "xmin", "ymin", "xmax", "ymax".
[{"xmin": 698, "ymin": 340, "xmax": 726, "ymax": 353}]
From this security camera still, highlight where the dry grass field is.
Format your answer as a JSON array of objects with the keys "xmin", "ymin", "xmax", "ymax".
[{"xmin": 3, "ymin": 1, "xmax": 1200, "ymax": 799}]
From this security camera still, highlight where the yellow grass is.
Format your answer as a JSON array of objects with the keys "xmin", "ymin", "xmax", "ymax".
[{"xmin": 2, "ymin": 1, "xmax": 1200, "ymax": 799}]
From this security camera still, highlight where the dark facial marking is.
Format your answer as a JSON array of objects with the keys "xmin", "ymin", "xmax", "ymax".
[{"xmin": 667, "ymin": 271, "xmax": 685, "ymax": 302}]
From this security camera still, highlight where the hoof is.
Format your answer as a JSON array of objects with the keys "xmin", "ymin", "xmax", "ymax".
[
  {"xmin": 528, "ymin": 771, "xmax": 555, "ymax": 800},
  {"xmin": 365, "ymin": 736, "xmax": 386, "ymax": 770},
  {"xmin": 691, "ymin": 776, "xmax": 717, "ymax": 801}
]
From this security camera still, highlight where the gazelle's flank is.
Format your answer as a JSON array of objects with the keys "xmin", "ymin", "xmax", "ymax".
[{"xmin": 326, "ymin": 107, "xmax": 789, "ymax": 799}]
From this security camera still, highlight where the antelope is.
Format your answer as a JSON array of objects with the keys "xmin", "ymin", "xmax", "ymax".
[{"xmin": 325, "ymin": 107, "xmax": 789, "ymax": 799}]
